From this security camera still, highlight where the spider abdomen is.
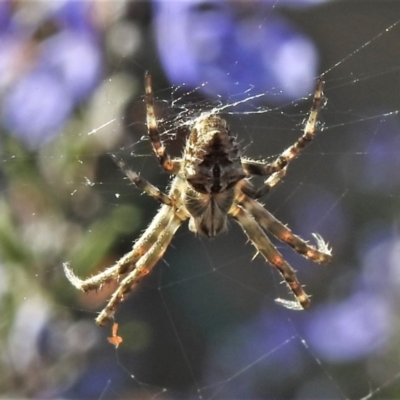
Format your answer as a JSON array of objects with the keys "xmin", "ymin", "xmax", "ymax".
[{"xmin": 185, "ymin": 188, "xmax": 235, "ymax": 237}]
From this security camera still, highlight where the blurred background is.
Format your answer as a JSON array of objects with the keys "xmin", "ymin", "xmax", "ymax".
[{"xmin": 1, "ymin": 0, "xmax": 400, "ymax": 399}]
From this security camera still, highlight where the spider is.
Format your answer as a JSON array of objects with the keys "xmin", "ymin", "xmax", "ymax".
[{"xmin": 64, "ymin": 72, "xmax": 332, "ymax": 326}]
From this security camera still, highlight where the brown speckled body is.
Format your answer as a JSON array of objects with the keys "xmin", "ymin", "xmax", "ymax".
[{"xmin": 182, "ymin": 114, "xmax": 246, "ymax": 237}]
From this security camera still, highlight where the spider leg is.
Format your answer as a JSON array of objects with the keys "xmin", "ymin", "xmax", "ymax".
[
  {"xmin": 229, "ymin": 203, "xmax": 310, "ymax": 309},
  {"xmin": 95, "ymin": 213, "xmax": 184, "ymax": 326},
  {"xmin": 112, "ymin": 155, "xmax": 175, "ymax": 207},
  {"xmin": 235, "ymin": 187, "xmax": 332, "ymax": 263},
  {"xmin": 64, "ymin": 172, "xmax": 189, "ymax": 294},
  {"xmin": 145, "ymin": 72, "xmax": 181, "ymax": 174},
  {"xmin": 240, "ymin": 167, "xmax": 288, "ymax": 199},
  {"xmin": 64, "ymin": 158, "xmax": 184, "ymax": 293},
  {"xmin": 241, "ymin": 79, "xmax": 326, "ymax": 199},
  {"xmin": 64, "ymin": 204, "xmax": 176, "ymax": 292}
]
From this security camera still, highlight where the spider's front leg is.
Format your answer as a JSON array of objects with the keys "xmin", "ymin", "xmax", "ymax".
[
  {"xmin": 144, "ymin": 72, "xmax": 181, "ymax": 174},
  {"xmin": 241, "ymin": 78, "xmax": 326, "ymax": 199}
]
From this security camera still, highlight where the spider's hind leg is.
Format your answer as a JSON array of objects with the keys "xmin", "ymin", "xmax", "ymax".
[
  {"xmin": 229, "ymin": 204, "xmax": 311, "ymax": 309},
  {"xmin": 95, "ymin": 212, "xmax": 185, "ymax": 326},
  {"xmin": 64, "ymin": 163, "xmax": 185, "ymax": 295},
  {"xmin": 236, "ymin": 188, "xmax": 332, "ymax": 264},
  {"xmin": 63, "ymin": 203, "xmax": 177, "ymax": 293}
]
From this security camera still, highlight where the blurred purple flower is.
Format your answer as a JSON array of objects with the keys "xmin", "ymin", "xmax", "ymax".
[
  {"xmin": 303, "ymin": 220, "xmax": 398, "ymax": 363},
  {"xmin": 2, "ymin": 70, "xmax": 73, "ymax": 148},
  {"xmin": 153, "ymin": 0, "xmax": 319, "ymax": 105},
  {"xmin": 303, "ymin": 291, "xmax": 391, "ymax": 362},
  {"xmin": 42, "ymin": 31, "xmax": 102, "ymax": 102},
  {"xmin": 53, "ymin": 0, "xmax": 97, "ymax": 33},
  {"xmin": 0, "ymin": 1, "xmax": 103, "ymax": 148},
  {"xmin": 0, "ymin": 1, "xmax": 12, "ymax": 33}
]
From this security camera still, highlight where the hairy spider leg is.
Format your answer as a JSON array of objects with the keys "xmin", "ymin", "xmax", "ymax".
[
  {"xmin": 95, "ymin": 213, "xmax": 185, "ymax": 326},
  {"xmin": 63, "ymin": 155, "xmax": 182, "ymax": 293},
  {"xmin": 112, "ymin": 156, "xmax": 176, "ymax": 207},
  {"xmin": 63, "ymin": 204, "xmax": 176, "ymax": 292},
  {"xmin": 235, "ymin": 187, "xmax": 332, "ymax": 263},
  {"xmin": 144, "ymin": 72, "xmax": 181, "ymax": 174},
  {"xmin": 241, "ymin": 79, "xmax": 326, "ymax": 199},
  {"xmin": 236, "ymin": 168, "xmax": 288, "ymax": 202},
  {"xmin": 229, "ymin": 203, "xmax": 311, "ymax": 309}
]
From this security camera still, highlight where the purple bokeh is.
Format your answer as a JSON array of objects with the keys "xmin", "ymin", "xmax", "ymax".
[
  {"xmin": 153, "ymin": 0, "xmax": 319, "ymax": 105},
  {"xmin": 0, "ymin": 1, "xmax": 102, "ymax": 149},
  {"xmin": 2, "ymin": 70, "xmax": 74, "ymax": 148},
  {"xmin": 304, "ymin": 291, "xmax": 391, "ymax": 362}
]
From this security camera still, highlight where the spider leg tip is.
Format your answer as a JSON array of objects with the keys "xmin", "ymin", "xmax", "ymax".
[
  {"xmin": 62, "ymin": 261, "xmax": 74, "ymax": 278},
  {"xmin": 63, "ymin": 261, "xmax": 85, "ymax": 290},
  {"xmin": 274, "ymin": 298, "xmax": 304, "ymax": 311},
  {"xmin": 95, "ymin": 317, "xmax": 108, "ymax": 327},
  {"xmin": 311, "ymin": 233, "xmax": 333, "ymax": 257}
]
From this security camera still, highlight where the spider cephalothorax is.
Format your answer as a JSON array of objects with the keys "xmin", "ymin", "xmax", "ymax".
[{"xmin": 64, "ymin": 72, "xmax": 332, "ymax": 327}]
